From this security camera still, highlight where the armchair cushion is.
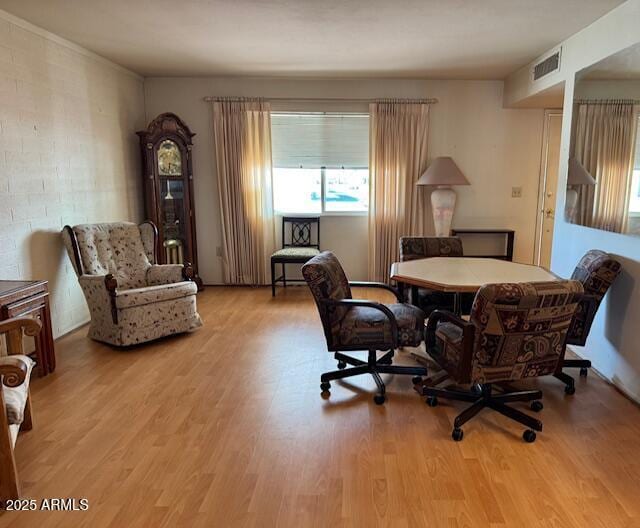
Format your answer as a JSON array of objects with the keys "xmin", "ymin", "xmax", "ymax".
[
  {"xmin": 115, "ymin": 281, "xmax": 198, "ymax": 310},
  {"xmin": 146, "ymin": 264, "xmax": 185, "ymax": 286},
  {"xmin": 338, "ymin": 303, "xmax": 425, "ymax": 348},
  {"xmin": 2, "ymin": 355, "xmax": 34, "ymax": 425}
]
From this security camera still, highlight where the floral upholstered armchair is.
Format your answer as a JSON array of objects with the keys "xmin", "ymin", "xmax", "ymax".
[{"xmin": 62, "ymin": 221, "xmax": 202, "ymax": 346}]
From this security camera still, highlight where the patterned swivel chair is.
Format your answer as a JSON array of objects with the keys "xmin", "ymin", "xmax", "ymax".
[
  {"xmin": 420, "ymin": 280, "xmax": 583, "ymax": 442},
  {"xmin": 554, "ymin": 250, "xmax": 622, "ymax": 394},
  {"xmin": 398, "ymin": 236, "xmax": 473, "ymax": 314},
  {"xmin": 302, "ymin": 251, "xmax": 427, "ymax": 405},
  {"xmin": 62, "ymin": 221, "xmax": 202, "ymax": 346}
]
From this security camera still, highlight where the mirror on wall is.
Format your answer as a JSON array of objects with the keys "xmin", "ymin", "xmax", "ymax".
[{"xmin": 567, "ymin": 42, "xmax": 640, "ymax": 235}]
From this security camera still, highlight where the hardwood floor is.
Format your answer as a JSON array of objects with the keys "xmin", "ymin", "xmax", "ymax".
[{"xmin": 2, "ymin": 286, "xmax": 640, "ymax": 527}]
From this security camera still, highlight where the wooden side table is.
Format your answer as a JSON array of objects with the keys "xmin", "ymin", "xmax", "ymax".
[{"xmin": 0, "ymin": 280, "xmax": 56, "ymax": 376}]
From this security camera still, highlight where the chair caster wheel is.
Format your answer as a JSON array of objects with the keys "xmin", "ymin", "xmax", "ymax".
[
  {"xmin": 452, "ymin": 428, "xmax": 464, "ymax": 441},
  {"xmin": 564, "ymin": 384, "xmax": 576, "ymax": 395},
  {"xmin": 580, "ymin": 367, "xmax": 588, "ymax": 377},
  {"xmin": 374, "ymin": 394, "xmax": 386, "ymax": 405},
  {"xmin": 337, "ymin": 361, "xmax": 347, "ymax": 370},
  {"xmin": 523, "ymin": 429, "xmax": 537, "ymax": 443},
  {"xmin": 412, "ymin": 376, "xmax": 423, "ymax": 385},
  {"xmin": 530, "ymin": 400, "xmax": 543, "ymax": 412},
  {"xmin": 320, "ymin": 382, "xmax": 331, "ymax": 392},
  {"xmin": 426, "ymin": 396, "xmax": 438, "ymax": 407}
]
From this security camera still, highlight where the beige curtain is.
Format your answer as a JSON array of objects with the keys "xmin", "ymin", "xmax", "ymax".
[
  {"xmin": 212, "ymin": 98, "xmax": 276, "ymax": 285},
  {"xmin": 574, "ymin": 100, "xmax": 638, "ymax": 233},
  {"xmin": 368, "ymin": 100, "xmax": 431, "ymax": 282}
]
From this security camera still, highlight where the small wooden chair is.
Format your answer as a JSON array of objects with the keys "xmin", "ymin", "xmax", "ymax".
[
  {"xmin": 271, "ymin": 217, "xmax": 320, "ymax": 296},
  {"xmin": 0, "ymin": 317, "xmax": 42, "ymax": 503}
]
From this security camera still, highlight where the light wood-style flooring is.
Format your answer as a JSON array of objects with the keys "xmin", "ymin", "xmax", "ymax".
[{"xmin": 2, "ymin": 286, "xmax": 640, "ymax": 527}]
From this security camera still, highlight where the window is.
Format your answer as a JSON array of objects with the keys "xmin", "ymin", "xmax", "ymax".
[
  {"xmin": 271, "ymin": 113, "xmax": 369, "ymax": 214},
  {"xmin": 628, "ymin": 117, "xmax": 640, "ymax": 214}
]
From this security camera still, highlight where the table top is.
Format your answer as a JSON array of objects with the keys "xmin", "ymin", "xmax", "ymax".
[
  {"xmin": 0, "ymin": 280, "xmax": 47, "ymax": 297},
  {"xmin": 390, "ymin": 257, "xmax": 558, "ymax": 292}
]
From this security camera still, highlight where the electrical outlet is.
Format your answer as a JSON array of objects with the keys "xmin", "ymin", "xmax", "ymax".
[
  {"xmin": 511, "ymin": 187, "xmax": 522, "ymax": 198},
  {"xmin": 216, "ymin": 246, "xmax": 222, "ymax": 257}
]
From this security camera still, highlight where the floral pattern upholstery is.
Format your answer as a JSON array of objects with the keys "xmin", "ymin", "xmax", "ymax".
[
  {"xmin": 303, "ymin": 251, "xmax": 425, "ymax": 350},
  {"xmin": 568, "ymin": 250, "xmax": 621, "ymax": 346},
  {"xmin": 432, "ymin": 280, "xmax": 584, "ymax": 384},
  {"xmin": 1, "ymin": 355, "xmax": 34, "ymax": 425},
  {"xmin": 63, "ymin": 222, "xmax": 202, "ymax": 347},
  {"xmin": 146, "ymin": 264, "xmax": 184, "ymax": 286}
]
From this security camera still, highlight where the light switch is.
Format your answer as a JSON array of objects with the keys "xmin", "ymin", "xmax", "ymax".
[{"xmin": 512, "ymin": 187, "xmax": 523, "ymax": 198}]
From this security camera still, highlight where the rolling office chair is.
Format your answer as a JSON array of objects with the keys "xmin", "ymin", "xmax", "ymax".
[{"xmin": 303, "ymin": 251, "xmax": 427, "ymax": 405}]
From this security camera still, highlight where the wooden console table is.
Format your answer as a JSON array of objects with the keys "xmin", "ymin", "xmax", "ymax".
[
  {"xmin": 451, "ymin": 228, "xmax": 515, "ymax": 261},
  {"xmin": 0, "ymin": 280, "xmax": 55, "ymax": 376}
]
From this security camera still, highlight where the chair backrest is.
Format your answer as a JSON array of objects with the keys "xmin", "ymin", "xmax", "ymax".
[
  {"xmin": 568, "ymin": 250, "xmax": 621, "ymax": 345},
  {"xmin": 62, "ymin": 222, "xmax": 152, "ymax": 290},
  {"xmin": 282, "ymin": 217, "xmax": 320, "ymax": 249},
  {"xmin": 467, "ymin": 280, "xmax": 584, "ymax": 384},
  {"xmin": 399, "ymin": 236, "xmax": 463, "ymax": 262},
  {"xmin": 302, "ymin": 251, "xmax": 352, "ymax": 347}
]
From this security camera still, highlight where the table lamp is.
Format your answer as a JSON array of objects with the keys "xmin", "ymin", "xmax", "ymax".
[
  {"xmin": 417, "ymin": 157, "xmax": 470, "ymax": 236},
  {"xmin": 565, "ymin": 158, "xmax": 596, "ymax": 222}
]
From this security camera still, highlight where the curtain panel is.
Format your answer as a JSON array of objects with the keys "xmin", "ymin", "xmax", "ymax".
[
  {"xmin": 368, "ymin": 100, "xmax": 430, "ymax": 282},
  {"xmin": 212, "ymin": 98, "xmax": 276, "ymax": 285},
  {"xmin": 574, "ymin": 100, "xmax": 638, "ymax": 233}
]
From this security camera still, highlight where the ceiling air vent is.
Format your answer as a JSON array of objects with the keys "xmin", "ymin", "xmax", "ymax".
[{"xmin": 532, "ymin": 48, "xmax": 561, "ymax": 81}]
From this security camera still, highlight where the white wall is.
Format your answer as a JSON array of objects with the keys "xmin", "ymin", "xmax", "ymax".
[
  {"xmin": 504, "ymin": 0, "xmax": 640, "ymax": 402},
  {"xmin": 144, "ymin": 77, "xmax": 545, "ymax": 283},
  {"xmin": 0, "ymin": 10, "xmax": 145, "ymax": 337}
]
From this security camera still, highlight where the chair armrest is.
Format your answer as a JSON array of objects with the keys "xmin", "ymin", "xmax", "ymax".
[
  {"xmin": 348, "ymin": 281, "xmax": 402, "ymax": 302},
  {"xmin": 0, "ymin": 317, "xmax": 42, "ymax": 340},
  {"xmin": 147, "ymin": 264, "xmax": 184, "ymax": 286},
  {"xmin": 426, "ymin": 309, "xmax": 475, "ymax": 367},
  {"xmin": 78, "ymin": 274, "xmax": 119, "ymax": 325},
  {"xmin": 320, "ymin": 298, "xmax": 398, "ymax": 347},
  {"xmin": 0, "ymin": 317, "xmax": 42, "ymax": 357},
  {"xmin": 0, "ymin": 356, "xmax": 31, "ymax": 388}
]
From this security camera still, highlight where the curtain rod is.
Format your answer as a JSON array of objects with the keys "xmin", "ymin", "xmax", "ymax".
[
  {"xmin": 203, "ymin": 96, "xmax": 438, "ymax": 104},
  {"xmin": 574, "ymin": 98, "xmax": 640, "ymax": 104}
]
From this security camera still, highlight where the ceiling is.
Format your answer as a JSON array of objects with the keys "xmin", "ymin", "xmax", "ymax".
[
  {"xmin": 0, "ymin": 0, "xmax": 625, "ymax": 79},
  {"xmin": 581, "ymin": 42, "xmax": 640, "ymax": 80}
]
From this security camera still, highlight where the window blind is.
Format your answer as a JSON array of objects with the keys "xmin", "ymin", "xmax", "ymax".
[{"xmin": 271, "ymin": 113, "xmax": 369, "ymax": 169}]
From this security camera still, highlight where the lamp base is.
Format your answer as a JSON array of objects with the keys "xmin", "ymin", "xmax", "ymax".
[
  {"xmin": 431, "ymin": 187, "xmax": 456, "ymax": 237},
  {"xmin": 565, "ymin": 188, "xmax": 578, "ymax": 222}
]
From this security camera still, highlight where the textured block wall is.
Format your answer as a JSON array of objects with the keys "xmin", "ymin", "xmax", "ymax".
[{"xmin": 0, "ymin": 14, "xmax": 145, "ymax": 337}]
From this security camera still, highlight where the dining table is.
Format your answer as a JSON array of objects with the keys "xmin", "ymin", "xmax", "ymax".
[{"xmin": 390, "ymin": 256, "xmax": 559, "ymax": 314}]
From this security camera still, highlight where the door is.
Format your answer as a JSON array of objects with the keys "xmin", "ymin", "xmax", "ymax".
[{"xmin": 535, "ymin": 110, "xmax": 563, "ymax": 268}]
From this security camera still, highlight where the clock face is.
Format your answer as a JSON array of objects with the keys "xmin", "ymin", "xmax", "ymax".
[{"xmin": 157, "ymin": 140, "xmax": 182, "ymax": 176}]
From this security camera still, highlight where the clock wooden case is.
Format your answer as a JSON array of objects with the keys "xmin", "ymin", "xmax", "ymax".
[{"xmin": 137, "ymin": 113, "xmax": 203, "ymax": 289}]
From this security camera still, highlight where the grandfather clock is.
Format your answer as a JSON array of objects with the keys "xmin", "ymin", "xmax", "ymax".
[{"xmin": 137, "ymin": 113, "xmax": 203, "ymax": 289}]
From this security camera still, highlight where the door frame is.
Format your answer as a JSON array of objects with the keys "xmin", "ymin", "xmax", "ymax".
[{"xmin": 534, "ymin": 109, "xmax": 563, "ymax": 267}]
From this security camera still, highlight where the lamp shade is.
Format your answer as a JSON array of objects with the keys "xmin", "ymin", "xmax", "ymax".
[
  {"xmin": 567, "ymin": 158, "xmax": 596, "ymax": 186},
  {"xmin": 417, "ymin": 157, "xmax": 470, "ymax": 186}
]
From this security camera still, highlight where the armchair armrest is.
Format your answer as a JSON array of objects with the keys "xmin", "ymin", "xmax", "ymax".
[
  {"xmin": 146, "ymin": 263, "xmax": 195, "ymax": 286},
  {"xmin": 426, "ymin": 310, "xmax": 475, "ymax": 376},
  {"xmin": 78, "ymin": 274, "xmax": 119, "ymax": 325},
  {"xmin": 348, "ymin": 281, "xmax": 402, "ymax": 302},
  {"xmin": 320, "ymin": 298, "xmax": 398, "ymax": 347},
  {"xmin": 0, "ymin": 356, "xmax": 32, "ymax": 388}
]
